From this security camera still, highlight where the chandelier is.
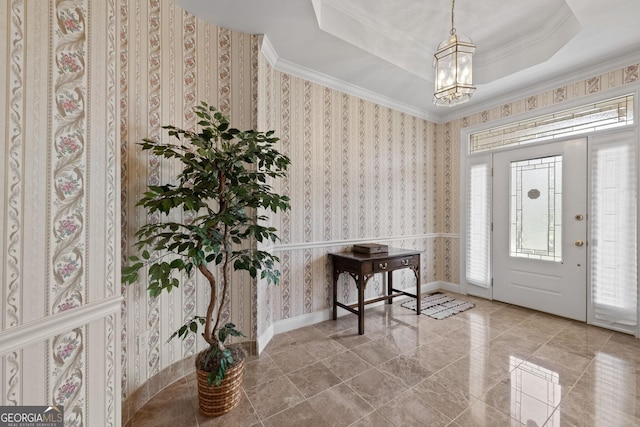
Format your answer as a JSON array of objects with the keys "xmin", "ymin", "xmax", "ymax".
[{"xmin": 433, "ymin": 0, "xmax": 476, "ymax": 106}]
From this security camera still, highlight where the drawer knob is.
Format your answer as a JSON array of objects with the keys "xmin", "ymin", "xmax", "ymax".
[{"xmin": 379, "ymin": 262, "xmax": 388, "ymax": 270}]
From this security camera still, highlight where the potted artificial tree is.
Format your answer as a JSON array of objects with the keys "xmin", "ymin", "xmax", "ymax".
[{"xmin": 122, "ymin": 102, "xmax": 290, "ymax": 416}]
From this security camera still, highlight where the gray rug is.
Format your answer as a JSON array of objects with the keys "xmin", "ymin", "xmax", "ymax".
[{"xmin": 401, "ymin": 292, "xmax": 474, "ymax": 319}]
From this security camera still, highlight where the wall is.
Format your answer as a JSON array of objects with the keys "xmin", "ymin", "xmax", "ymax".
[
  {"xmin": 118, "ymin": 7, "xmax": 443, "ymax": 419},
  {"xmin": 462, "ymin": 65, "xmax": 639, "ymax": 128},
  {"xmin": 255, "ymin": 50, "xmax": 441, "ymax": 342},
  {"xmin": 5, "ymin": 2, "xmax": 635, "ymax": 425},
  {"xmin": 0, "ymin": 1, "xmax": 121, "ymax": 426},
  {"xmin": 435, "ymin": 121, "xmax": 460, "ymax": 286},
  {"xmin": 117, "ymin": 0, "xmax": 257, "ymax": 422},
  {"xmin": 0, "ymin": 0, "xmax": 260, "ymax": 424}
]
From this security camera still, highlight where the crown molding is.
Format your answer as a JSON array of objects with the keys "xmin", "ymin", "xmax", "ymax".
[
  {"xmin": 260, "ymin": 36, "xmax": 639, "ymax": 125},
  {"xmin": 445, "ymin": 51, "xmax": 640, "ymax": 123},
  {"xmin": 260, "ymin": 35, "xmax": 435, "ymax": 122},
  {"xmin": 475, "ymin": 4, "xmax": 576, "ymax": 69}
]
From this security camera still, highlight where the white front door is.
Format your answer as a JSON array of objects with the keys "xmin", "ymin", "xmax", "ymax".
[{"xmin": 492, "ymin": 138, "xmax": 587, "ymax": 321}]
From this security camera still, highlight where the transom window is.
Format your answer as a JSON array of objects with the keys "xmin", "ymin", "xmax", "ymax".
[{"xmin": 470, "ymin": 94, "xmax": 634, "ymax": 153}]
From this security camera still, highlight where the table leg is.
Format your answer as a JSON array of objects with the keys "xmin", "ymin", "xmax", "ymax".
[
  {"xmin": 386, "ymin": 271, "xmax": 393, "ymax": 304},
  {"xmin": 332, "ymin": 270, "xmax": 338, "ymax": 321},
  {"xmin": 416, "ymin": 265, "xmax": 421, "ymax": 314},
  {"xmin": 358, "ymin": 274, "xmax": 365, "ymax": 335}
]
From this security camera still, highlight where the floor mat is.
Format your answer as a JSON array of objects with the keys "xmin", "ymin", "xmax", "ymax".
[{"xmin": 401, "ymin": 292, "xmax": 475, "ymax": 319}]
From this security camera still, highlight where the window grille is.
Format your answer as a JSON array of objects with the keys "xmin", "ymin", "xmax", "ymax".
[{"xmin": 470, "ymin": 95, "xmax": 634, "ymax": 153}]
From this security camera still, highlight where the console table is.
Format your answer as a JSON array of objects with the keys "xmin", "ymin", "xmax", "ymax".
[{"xmin": 328, "ymin": 248, "xmax": 422, "ymax": 335}]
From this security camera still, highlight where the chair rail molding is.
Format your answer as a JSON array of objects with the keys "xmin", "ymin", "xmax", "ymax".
[{"xmin": 0, "ymin": 296, "xmax": 123, "ymax": 356}]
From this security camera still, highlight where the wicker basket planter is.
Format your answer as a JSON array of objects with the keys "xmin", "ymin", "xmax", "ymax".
[{"xmin": 196, "ymin": 356, "xmax": 246, "ymax": 417}]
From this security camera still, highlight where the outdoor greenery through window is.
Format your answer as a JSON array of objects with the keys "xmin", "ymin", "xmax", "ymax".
[{"xmin": 470, "ymin": 94, "xmax": 634, "ymax": 153}]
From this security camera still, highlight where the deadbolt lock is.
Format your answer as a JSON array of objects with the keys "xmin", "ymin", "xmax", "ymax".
[
  {"xmin": 575, "ymin": 240, "xmax": 584, "ymax": 247},
  {"xmin": 575, "ymin": 214, "xmax": 584, "ymax": 221}
]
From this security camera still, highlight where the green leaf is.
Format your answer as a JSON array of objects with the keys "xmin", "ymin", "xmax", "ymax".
[{"xmin": 129, "ymin": 103, "xmax": 291, "ymax": 343}]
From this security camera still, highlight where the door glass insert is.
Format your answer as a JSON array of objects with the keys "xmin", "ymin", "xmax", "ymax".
[{"xmin": 510, "ymin": 155, "xmax": 563, "ymax": 261}]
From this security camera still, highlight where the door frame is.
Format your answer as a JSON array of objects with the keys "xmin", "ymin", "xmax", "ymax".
[{"xmin": 458, "ymin": 87, "xmax": 640, "ymax": 336}]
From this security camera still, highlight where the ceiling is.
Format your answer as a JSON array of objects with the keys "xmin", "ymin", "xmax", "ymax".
[{"xmin": 176, "ymin": 0, "xmax": 640, "ymax": 122}]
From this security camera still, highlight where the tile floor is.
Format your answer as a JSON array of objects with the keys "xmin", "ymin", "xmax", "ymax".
[{"xmin": 128, "ymin": 293, "xmax": 640, "ymax": 426}]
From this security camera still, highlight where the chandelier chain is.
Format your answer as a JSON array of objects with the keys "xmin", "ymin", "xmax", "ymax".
[{"xmin": 450, "ymin": 0, "xmax": 456, "ymax": 35}]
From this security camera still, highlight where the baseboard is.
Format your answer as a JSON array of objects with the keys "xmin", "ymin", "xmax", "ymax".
[
  {"xmin": 437, "ymin": 281, "xmax": 462, "ymax": 294},
  {"xmin": 257, "ymin": 281, "xmax": 452, "ymax": 353},
  {"xmin": 256, "ymin": 324, "xmax": 275, "ymax": 354}
]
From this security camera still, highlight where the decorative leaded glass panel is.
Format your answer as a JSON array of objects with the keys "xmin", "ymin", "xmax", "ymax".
[
  {"xmin": 510, "ymin": 155, "xmax": 562, "ymax": 261},
  {"xmin": 470, "ymin": 95, "xmax": 634, "ymax": 153}
]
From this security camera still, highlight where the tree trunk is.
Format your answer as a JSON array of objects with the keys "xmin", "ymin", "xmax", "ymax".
[{"xmin": 198, "ymin": 264, "xmax": 217, "ymax": 347}]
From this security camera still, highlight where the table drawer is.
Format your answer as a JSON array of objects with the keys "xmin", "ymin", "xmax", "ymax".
[{"xmin": 371, "ymin": 254, "xmax": 419, "ymax": 273}]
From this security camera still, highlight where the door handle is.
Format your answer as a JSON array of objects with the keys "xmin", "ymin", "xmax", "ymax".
[{"xmin": 575, "ymin": 240, "xmax": 584, "ymax": 247}]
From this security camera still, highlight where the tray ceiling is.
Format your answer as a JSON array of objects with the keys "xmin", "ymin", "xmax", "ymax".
[{"xmin": 176, "ymin": 0, "xmax": 640, "ymax": 122}]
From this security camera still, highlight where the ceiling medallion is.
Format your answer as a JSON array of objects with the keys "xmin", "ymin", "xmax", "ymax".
[{"xmin": 433, "ymin": 0, "xmax": 476, "ymax": 107}]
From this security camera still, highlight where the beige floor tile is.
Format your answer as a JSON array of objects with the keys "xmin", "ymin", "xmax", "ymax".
[
  {"xmin": 436, "ymin": 331, "xmax": 480, "ymax": 357},
  {"xmin": 242, "ymin": 354, "xmax": 283, "ymax": 389},
  {"xmin": 329, "ymin": 327, "xmax": 373, "ymax": 349},
  {"xmin": 403, "ymin": 342, "xmax": 462, "ymax": 374},
  {"xmin": 527, "ymin": 343, "xmax": 593, "ymax": 388},
  {"xmin": 321, "ymin": 349, "xmax": 372, "ymax": 381},
  {"xmin": 347, "ymin": 368, "xmax": 407, "ymax": 408},
  {"xmin": 506, "ymin": 321, "xmax": 560, "ymax": 345},
  {"xmin": 608, "ymin": 330, "xmax": 640, "ymax": 349},
  {"xmin": 313, "ymin": 315, "xmax": 358, "ymax": 336},
  {"xmin": 195, "ymin": 390, "xmax": 260, "ymax": 426},
  {"xmin": 307, "ymin": 383, "xmax": 373, "ymax": 427},
  {"xmin": 412, "ymin": 377, "xmax": 477, "ymax": 420},
  {"xmin": 379, "ymin": 389, "xmax": 451, "ymax": 427},
  {"xmin": 377, "ymin": 353, "xmax": 437, "ymax": 387},
  {"xmin": 385, "ymin": 323, "xmax": 423, "ymax": 343},
  {"xmin": 443, "ymin": 317, "xmax": 502, "ymax": 347},
  {"xmin": 286, "ymin": 325, "xmax": 327, "ymax": 345},
  {"xmin": 287, "ymin": 361, "xmax": 342, "ymax": 398},
  {"xmin": 568, "ymin": 368, "xmax": 640, "ymax": 419},
  {"xmin": 545, "ymin": 323, "xmax": 612, "ymax": 358},
  {"xmin": 356, "ymin": 314, "xmax": 405, "ymax": 339},
  {"xmin": 351, "ymin": 335, "xmax": 406, "ymax": 366},
  {"xmin": 431, "ymin": 352, "xmax": 510, "ymax": 399},
  {"xmin": 486, "ymin": 331, "xmax": 543, "ymax": 357},
  {"xmin": 262, "ymin": 331, "xmax": 299, "ymax": 356},
  {"xmin": 454, "ymin": 400, "xmax": 520, "ymax": 427},
  {"xmin": 269, "ymin": 344, "xmax": 317, "ymax": 373},
  {"xmin": 401, "ymin": 325, "xmax": 446, "ymax": 346},
  {"xmin": 130, "ymin": 380, "xmax": 194, "ymax": 427},
  {"xmin": 244, "ymin": 375, "xmax": 305, "ymax": 420},
  {"xmin": 261, "ymin": 401, "xmax": 330, "ymax": 427},
  {"xmin": 349, "ymin": 410, "xmax": 395, "ymax": 427},
  {"xmin": 379, "ymin": 329, "xmax": 421, "ymax": 353},
  {"xmin": 557, "ymin": 385, "xmax": 640, "ymax": 427},
  {"xmin": 481, "ymin": 377, "xmax": 560, "ymax": 426},
  {"xmin": 302, "ymin": 336, "xmax": 349, "ymax": 361},
  {"xmin": 129, "ymin": 294, "xmax": 640, "ymax": 427}
]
